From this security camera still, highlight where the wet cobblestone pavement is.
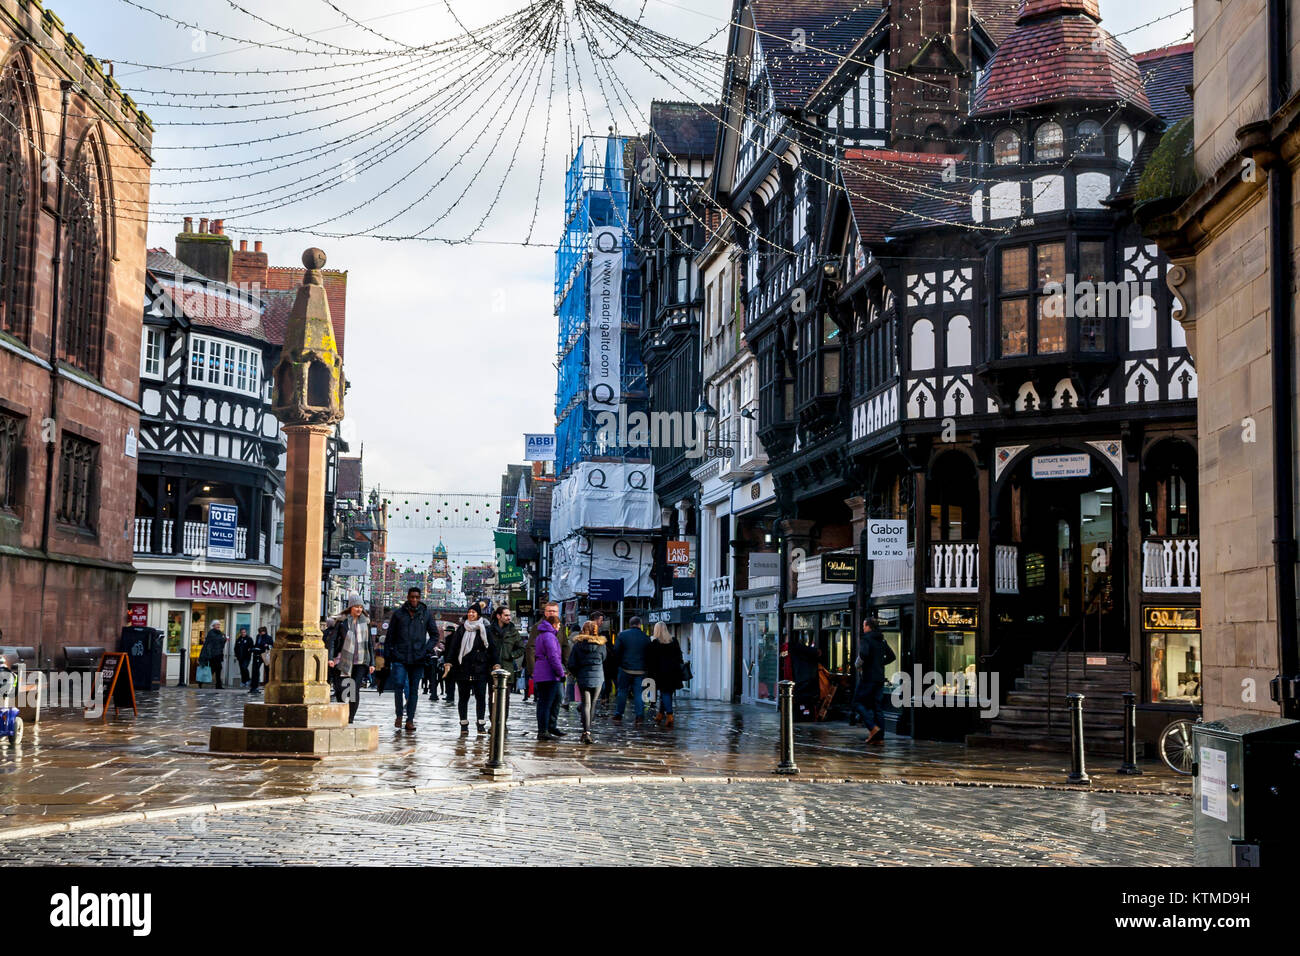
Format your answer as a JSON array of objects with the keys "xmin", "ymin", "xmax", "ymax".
[
  {"xmin": 0, "ymin": 687, "xmax": 1192, "ymax": 851},
  {"xmin": 3, "ymin": 780, "xmax": 1191, "ymax": 865}
]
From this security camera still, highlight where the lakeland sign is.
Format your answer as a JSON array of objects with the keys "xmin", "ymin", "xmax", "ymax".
[{"xmin": 176, "ymin": 577, "xmax": 258, "ymax": 603}]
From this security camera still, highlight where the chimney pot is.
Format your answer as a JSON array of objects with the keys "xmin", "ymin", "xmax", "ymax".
[
  {"xmin": 183, "ymin": 216, "xmax": 193, "ymax": 233},
  {"xmin": 214, "ymin": 219, "xmax": 224, "ymax": 235},
  {"xmin": 254, "ymin": 241, "xmax": 263, "ymax": 253},
  {"xmin": 199, "ymin": 217, "xmax": 209, "ymax": 234},
  {"xmin": 239, "ymin": 239, "xmax": 248, "ymax": 252}
]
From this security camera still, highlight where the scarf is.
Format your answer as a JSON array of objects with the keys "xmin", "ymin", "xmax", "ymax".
[
  {"xmin": 459, "ymin": 619, "xmax": 488, "ymax": 664},
  {"xmin": 336, "ymin": 614, "xmax": 369, "ymax": 671}
]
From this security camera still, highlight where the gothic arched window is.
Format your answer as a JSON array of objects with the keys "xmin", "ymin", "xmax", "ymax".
[
  {"xmin": 59, "ymin": 137, "xmax": 107, "ymax": 377},
  {"xmin": 993, "ymin": 129, "xmax": 1021, "ymax": 165},
  {"xmin": 0, "ymin": 62, "xmax": 34, "ymax": 342}
]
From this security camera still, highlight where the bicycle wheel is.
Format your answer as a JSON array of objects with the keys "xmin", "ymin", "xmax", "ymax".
[{"xmin": 1158, "ymin": 718, "xmax": 1195, "ymax": 775}]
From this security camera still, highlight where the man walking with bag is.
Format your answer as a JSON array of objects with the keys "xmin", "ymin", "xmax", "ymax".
[{"xmin": 853, "ymin": 617, "xmax": 896, "ymax": 744}]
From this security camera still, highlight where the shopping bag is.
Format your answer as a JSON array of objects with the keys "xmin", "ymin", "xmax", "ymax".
[{"xmin": 196, "ymin": 663, "xmax": 213, "ymax": 685}]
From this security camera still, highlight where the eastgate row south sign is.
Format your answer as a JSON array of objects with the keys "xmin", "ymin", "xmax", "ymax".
[{"xmin": 176, "ymin": 577, "xmax": 258, "ymax": 603}]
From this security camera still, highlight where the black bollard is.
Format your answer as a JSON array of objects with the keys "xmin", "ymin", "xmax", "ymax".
[
  {"xmin": 775, "ymin": 680, "xmax": 799, "ymax": 775},
  {"xmin": 1066, "ymin": 692, "xmax": 1090, "ymax": 784},
  {"xmin": 482, "ymin": 668, "xmax": 511, "ymax": 777},
  {"xmin": 1117, "ymin": 691, "xmax": 1143, "ymax": 775}
]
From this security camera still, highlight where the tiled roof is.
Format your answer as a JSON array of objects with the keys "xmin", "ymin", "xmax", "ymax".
[
  {"xmin": 1136, "ymin": 43, "xmax": 1194, "ymax": 125},
  {"xmin": 971, "ymin": 0, "xmax": 1024, "ymax": 45},
  {"xmin": 839, "ymin": 149, "xmax": 968, "ymax": 242},
  {"xmin": 147, "ymin": 250, "xmax": 268, "ymax": 341},
  {"xmin": 650, "ymin": 101, "xmax": 720, "ymax": 158},
  {"xmin": 146, "ymin": 248, "xmax": 209, "ymax": 282},
  {"xmin": 263, "ymin": 265, "xmax": 348, "ymax": 357},
  {"xmin": 750, "ymin": 0, "xmax": 885, "ymax": 111},
  {"xmin": 259, "ymin": 289, "xmax": 296, "ymax": 347},
  {"xmin": 970, "ymin": 0, "xmax": 1151, "ymax": 117}
]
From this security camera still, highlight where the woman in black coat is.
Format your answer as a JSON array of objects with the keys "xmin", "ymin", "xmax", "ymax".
[
  {"xmin": 441, "ymin": 606, "xmax": 494, "ymax": 735},
  {"xmin": 645, "ymin": 622, "xmax": 685, "ymax": 728}
]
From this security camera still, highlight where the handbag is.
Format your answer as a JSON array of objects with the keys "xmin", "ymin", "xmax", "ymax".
[
  {"xmin": 195, "ymin": 663, "xmax": 213, "ymax": 684},
  {"xmin": 680, "ymin": 660, "xmax": 693, "ymax": 683},
  {"xmin": 260, "ymin": 650, "xmax": 271, "ymax": 666}
]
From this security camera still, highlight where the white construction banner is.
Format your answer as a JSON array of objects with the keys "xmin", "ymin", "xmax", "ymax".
[
  {"xmin": 548, "ymin": 462, "xmax": 658, "ymax": 541},
  {"xmin": 587, "ymin": 226, "xmax": 622, "ymax": 411},
  {"xmin": 548, "ymin": 533, "xmax": 655, "ymax": 601}
]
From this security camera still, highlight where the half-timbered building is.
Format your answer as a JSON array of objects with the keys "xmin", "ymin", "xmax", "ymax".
[{"xmin": 709, "ymin": 0, "xmax": 1197, "ymax": 746}]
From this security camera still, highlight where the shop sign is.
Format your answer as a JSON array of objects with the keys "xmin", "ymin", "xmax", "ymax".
[
  {"xmin": 928, "ymin": 605, "xmax": 978, "ymax": 628},
  {"xmin": 649, "ymin": 608, "xmax": 693, "ymax": 624},
  {"xmin": 1143, "ymin": 606, "xmax": 1200, "ymax": 631},
  {"xmin": 524, "ymin": 433, "xmax": 556, "ymax": 461},
  {"xmin": 666, "ymin": 540, "xmax": 691, "ymax": 565},
  {"xmin": 1031, "ymin": 453, "xmax": 1091, "ymax": 479},
  {"xmin": 337, "ymin": 557, "xmax": 368, "ymax": 576},
  {"xmin": 672, "ymin": 576, "xmax": 698, "ymax": 601},
  {"xmin": 589, "ymin": 578, "xmax": 624, "ymax": 601},
  {"xmin": 128, "ymin": 603, "xmax": 149, "ymax": 627},
  {"xmin": 821, "ymin": 555, "xmax": 859, "ymax": 583},
  {"xmin": 176, "ymin": 577, "xmax": 257, "ymax": 603},
  {"xmin": 515, "ymin": 600, "xmax": 534, "ymax": 616},
  {"xmin": 748, "ymin": 552, "xmax": 780, "ymax": 578},
  {"xmin": 742, "ymin": 594, "xmax": 776, "ymax": 614},
  {"xmin": 694, "ymin": 609, "xmax": 732, "ymax": 623},
  {"xmin": 867, "ymin": 519, "xmax": 908, "ymax": 559},
  {"xmin": 207, "ymin": 504, "xmax": 239, "ymax": 560}
]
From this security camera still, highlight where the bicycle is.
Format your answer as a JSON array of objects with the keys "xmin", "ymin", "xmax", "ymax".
[{"xmin": 1158, "ymin": 716, "xmax": 1198, "ymax": 774}]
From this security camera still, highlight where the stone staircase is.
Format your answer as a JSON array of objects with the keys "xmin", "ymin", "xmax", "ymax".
[{"xmin": 967, "ymin": 651, "xmax": 1135, "ymax": 754}]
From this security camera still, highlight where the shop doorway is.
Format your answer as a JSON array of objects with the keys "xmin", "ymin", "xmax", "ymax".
[
  {"xmin": 1002, "ymin": 454, "xmax": 1124, "ymax": 653},
  {"xmin": 742, "ymin": 611, "xmax": 779, "ymax": 703}
]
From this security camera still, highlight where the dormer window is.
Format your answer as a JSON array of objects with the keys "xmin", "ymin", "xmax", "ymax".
[
  {"xmin": 994, "ymin": 129, "xmax": 1021, "ymax": 165},
  {"xmin": 1034, "ymin": 122, "xmax": 1064, "ymax": 161}
]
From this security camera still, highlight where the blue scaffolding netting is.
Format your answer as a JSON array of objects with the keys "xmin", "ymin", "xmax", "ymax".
[{"xmin": 553, "ymin": 135, "xmax": 646, "ymax": 474}]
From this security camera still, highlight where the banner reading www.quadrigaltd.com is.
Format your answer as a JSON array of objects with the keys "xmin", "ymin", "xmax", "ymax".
[{"xmin": 587, "ymin": 225, "xmax": 622, "ymax": 412}]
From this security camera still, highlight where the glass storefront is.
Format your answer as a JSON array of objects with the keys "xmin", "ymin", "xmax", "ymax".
[
  {"xmin": 743, "ymin": 610, "xmax": 779, "ymax": 703},
  {"xmin": 1148, "ymin": 630, "xmax": 1201, "ymax": 704},
  {"xmin": 934, "ymin": 630, "xmax": 976, "ymax": 695},
  {"xmin": 821, "ymin": 610, "xmax": 853, "ymax": 677}
]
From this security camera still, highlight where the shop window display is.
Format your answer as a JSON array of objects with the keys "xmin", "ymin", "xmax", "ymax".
[
  {"xmin": 935, "ymin": 630, "xmax": 976, "ymax": 695},
  {"xmin": 1149, "ymin": 631, "xmax": 1201, "ymax": 704}
]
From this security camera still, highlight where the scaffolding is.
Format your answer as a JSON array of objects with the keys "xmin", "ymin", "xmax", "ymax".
[{"xmin": 553, "ymin": 134, "xmax": 646, "ymax": 474}]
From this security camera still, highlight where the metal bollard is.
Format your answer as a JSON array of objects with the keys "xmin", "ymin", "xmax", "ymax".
[
  {"xmin": 1117, "ymin": 691, "xmax": 1143, "ymax": 775},
  {"xmin": 482, "ymin": 668, "xmax": 511, "ymax": 777},
  {"xmin": 1066, "ymin": 692, "xmax": 1090, "ymax": 784},
  {"xmin": 775, "ymin": 680, "xmax": 799, "ymax": 775}
]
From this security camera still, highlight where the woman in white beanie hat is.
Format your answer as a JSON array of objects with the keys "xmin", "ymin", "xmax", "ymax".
[{"xmin": 328, "ymin": 593, "xmax": 373, "ymax": 723}]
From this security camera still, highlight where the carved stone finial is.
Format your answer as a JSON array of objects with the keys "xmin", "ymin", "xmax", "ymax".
[
  {"xmin": 272, "ymin": 245, "xmax": 345, "ymax": 426},
  {"xmin": 303, "ymin": 247, "xmax": 326, "ymax": 285}
]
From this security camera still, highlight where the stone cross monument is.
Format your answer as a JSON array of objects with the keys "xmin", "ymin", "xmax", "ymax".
[{"xmin": 210, "ymin": 249, "xmax": 378, "ymax": 755}]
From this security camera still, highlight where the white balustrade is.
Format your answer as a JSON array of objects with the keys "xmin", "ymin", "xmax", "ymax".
[
  {"xmin": 995, "ymin": 544, "xmax": 1019, "ymax": 594},
  {"xmin": 133, "ymin": 517, "xmax": 151, "ymax": 552},
  {"xmin": 707, "ymin": 575, "xmax": 732, "ymax": 610},
  {"xmin": 1142, "ymin": 537, "xmax": 1200, "ymax": 592},
  {"xmin": 871, "ymin": 546, "xmax": 915, "ymax": 596},
  {"xmin": 929, "ymin": 541, "xmax": 979, "ymax": 592}
]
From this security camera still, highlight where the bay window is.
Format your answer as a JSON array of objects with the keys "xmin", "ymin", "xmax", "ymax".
[{"xmin": 997, "ymin": 239, "xmax": 1106, "ymax": 358}]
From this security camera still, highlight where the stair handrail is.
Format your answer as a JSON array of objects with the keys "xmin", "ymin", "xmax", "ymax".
[{"xmin": 1045, "ymin": 617, "xmax": 1088, "ymax": 736}]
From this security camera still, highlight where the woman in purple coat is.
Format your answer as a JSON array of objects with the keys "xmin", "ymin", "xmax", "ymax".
[{"xmin": 532, "ymin": 602, "xmax": 566, "ymax": 740}]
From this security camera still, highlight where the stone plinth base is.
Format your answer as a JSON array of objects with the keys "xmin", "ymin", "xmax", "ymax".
[{"xmin": 210, "ymin": 722, "xmax": 378, "ymax": 755}]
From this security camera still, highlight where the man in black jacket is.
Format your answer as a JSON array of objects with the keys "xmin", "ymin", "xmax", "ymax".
[
  {"xmin": 853, "ymin": 617, "xmax": 896, "ymax": 744},
  {"xmin": 385, "ymin": 588, "xmax": 438, "ymax": 732},
  {"xmin": 233, "ymin": 627, "xmax": 254, "ymax": 687}
]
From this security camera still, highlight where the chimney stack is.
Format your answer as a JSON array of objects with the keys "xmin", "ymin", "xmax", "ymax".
[
  {"xmin": 232, "ymin": 235, "xmax": 269, "ymax": 293},
  {"xmin": 175, "ymin": 214, "xmax": 233, "ymax": 283}
]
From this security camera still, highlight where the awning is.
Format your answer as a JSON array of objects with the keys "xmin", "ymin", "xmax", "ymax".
[{"xmin": 782, "ymin": 592, "xmax": 854, "ymax": 613}]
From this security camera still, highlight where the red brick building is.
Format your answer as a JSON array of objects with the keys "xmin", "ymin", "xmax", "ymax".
[{"xmin": 0, "ymin": 0, "xmax": 153, "ymax": 664}]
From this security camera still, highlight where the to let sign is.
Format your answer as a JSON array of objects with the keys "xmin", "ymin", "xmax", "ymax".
[
  {"xmin": 207, "ymin": 503, "xmax": 239, "ymax": 559},
  {"xmin": 867, "ymin": 519, "xmax": 909, "ymax": 560},
  {"xmin": 176, "ymin": 578, "xmax": 258, "ymax": 603},
  {"xmin": 524, "ymin": 433, "xmax": 556, "ymax": 461}
]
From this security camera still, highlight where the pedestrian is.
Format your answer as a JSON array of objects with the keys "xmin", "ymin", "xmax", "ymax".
[
  {"xmin": 234, "ymin": 627, "xmax": 253, "ymax": 687},
  {"xmin": 199, "ymin": 620, "xmax": 227, "ymax": 688},
  {"xmin": 600, "ymin": 625, "xmax": 618, "ymax": 710},
  {"xmin": 328, "ymin": 593, "xmax": 374, "ymax": 723},
  {"xmin": 437, "ymin": 623, "xmax": 456, "ymax": 702},
  {"xmin": 853, "ymin": 617, "xmax": 896, "ymax": 744},
  {"xmin": 645, "ymin": 622, "xmax": 685, "ymax": 728},
  {"xmin": 785, "ymin": 632, "xmax": 821, "ymax": 721},
  {"xmin": 385, "ymin": 588, "xmax": 438, "ymax": 732},
  {"xmin": 567, "ymin": 620, "xmax": 607, "ymax": 744},
  {"xmin": 532, "ymin": 602, "xmax": 566, "ymax": 740},
  {"xmin": 443, "ymin": 605, "xmax": 493, "ymax": 736},
  {"xmin": 249, "ymin": 626, "xmax": 273, "ymax": 694},
  {"xmin": 488, "ymin": 605, "xmax": 525, "ymax": 724},
  {"xmin": 612, "ymin": 616, "xmax": 652, "ymax": 725}
]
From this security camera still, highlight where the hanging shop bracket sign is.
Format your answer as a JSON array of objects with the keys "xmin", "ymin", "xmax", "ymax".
[
  {"xmin": 1143, "ymin": 606, "xmax": 1201, "ymax": 631},
  {"xmin": 928, "ymin": 605, "xmax": 979, "ymax": 628}
]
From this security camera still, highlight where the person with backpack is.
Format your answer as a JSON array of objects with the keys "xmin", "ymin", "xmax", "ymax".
[
  {"xmin": 567, "ymin": 620, "xmax": 607, "ymax": 744},
  {"xmin": 612, "ymin": 617, "xmax": 652, "ymax": 725},
  {"xmin": 233, "ymin": 627, "xmax": 254, "ymax": 687},
  {"xmin": 385, "ymin": 588, "xmax": 439, "ymax": 732},
  {"xmin": 442, "ymin": 605, "xmax": 494, "ymax": 735},
  {"xmin": 645, "ymin": 622, "xmax": 685, "ymax": 728}
]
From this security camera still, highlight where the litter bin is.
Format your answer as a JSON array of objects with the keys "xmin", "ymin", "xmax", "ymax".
[{"xmin": 1192, "ymin": 714, "xmax": 1300, "ymax": 866}]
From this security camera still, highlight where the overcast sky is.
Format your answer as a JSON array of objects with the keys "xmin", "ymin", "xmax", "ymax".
[{"xmin": 55, "ymin": 0, "xmax": 1192, "ymax": 576}]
